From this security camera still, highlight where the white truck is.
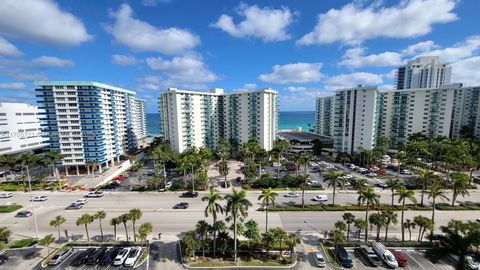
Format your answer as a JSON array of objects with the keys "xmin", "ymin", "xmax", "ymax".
[{"xmin": 372, "ymin": 242, "xmax": 398, "ymax": 268}]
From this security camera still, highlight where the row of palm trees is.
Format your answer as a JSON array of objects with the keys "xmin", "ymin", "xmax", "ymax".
[{"xmin": 49, "ymin": 209, "xmax": 152, "ymax": 245}]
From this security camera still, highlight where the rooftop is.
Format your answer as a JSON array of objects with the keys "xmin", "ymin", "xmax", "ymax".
[
  {"xmin": 277, "ymin": 131, "xmax": 333, "ymax": 143},
  {"xmin": 34, "ymin": 81, "xmax": 137, "ymax": 95}
]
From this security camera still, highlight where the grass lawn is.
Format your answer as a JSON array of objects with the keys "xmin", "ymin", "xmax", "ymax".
[
  {"xmin": 324, "ymin": 247, "xmax": 341, "ymax": 268},
  {"xmin": 0, "ymin": 205, "xmax": 22, "ymax": 213},
  {"xmin": 189, "ymin": 257, "xmax": 291, "ymax": 268},
  {"xmin": 9, "ymin": 238, "xmax": 37, "ymax": 248}
]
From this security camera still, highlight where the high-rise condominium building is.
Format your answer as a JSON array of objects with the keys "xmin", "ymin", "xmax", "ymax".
[
  {"xmin": 450, "ymin": 86, "xmax": 480, "ymax": 139},
  {"xmin": 315, "ymin": 96, "xmax": 334, "ymax": 136},
  {"xmin": 158, "ymin": 88, "xmax": 278, "ymax": 152},
  {"xmin": 395, "ymin": 56, "xmax": 451, "ymax": 90},
  {"xmin": 0, "ymin": 103, "xmax": 49, "ymax": 155},
  {"xmin": 35, "ymin": 81, "xmax": 147, "ymax": 173}
]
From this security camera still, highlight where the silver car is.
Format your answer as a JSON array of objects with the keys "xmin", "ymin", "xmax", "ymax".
[
  {"xmin": 48, "ymin": 248, "xmax": 74, "ymax": 265},
  {"xmin": 314, "ymin": 252, "xmax": 326, "ymax": 267}
]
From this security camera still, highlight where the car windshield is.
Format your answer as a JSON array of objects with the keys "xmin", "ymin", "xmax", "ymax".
[
  {"xmin": 52, "ymin": 255, "xmax": 60, "ymax": 260},
  {"xmin": 386, "ymin": 254, "xmax": 396, "ymax": 262},
  {"xmin": 129, "ymin": 250, "xmax": 138, "ymax": 258}
]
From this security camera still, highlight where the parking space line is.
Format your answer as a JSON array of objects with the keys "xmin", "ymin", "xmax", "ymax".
[{"xmin": 404, "ymin": 251, "xmax": 425, "ymax": 270}]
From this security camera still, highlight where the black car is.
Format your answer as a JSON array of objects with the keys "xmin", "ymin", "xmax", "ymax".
[
  {"xmin": 173, "ymin": 202, "xmax": 189, "ymax": 209},
  {"xmin": 86, "ymin": 247, "xmax": 106, "ymax": 265},
  {"xmin": 181, "ymin": 191, "xmax": 198, "ymax": 198},
  {"xmin": 70, "ymin": 248, "xmax": 95, "ymax": 267},
  {"xmin": 0, "ymin": 255, "xmax": 8, "ymax": 265},
  {"xmin": 15, "ymin": 211, "xmax": 32, "ymax": 218},
  {"xmin": 99, "ymin": 247, "xmax": 120, "ymax": 266}
]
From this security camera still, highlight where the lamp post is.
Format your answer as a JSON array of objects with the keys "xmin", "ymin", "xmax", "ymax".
[{"xmin": 25, "ymin": 165, "xmax": 39, "ymax": 239}]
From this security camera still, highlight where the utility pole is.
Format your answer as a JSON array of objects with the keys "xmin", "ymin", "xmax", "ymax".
[{"xmin": 25, "ymin": 165, "xmax": 39, "ymax": 239}]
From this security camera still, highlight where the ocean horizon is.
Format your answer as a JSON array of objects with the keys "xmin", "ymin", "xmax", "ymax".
[{"xmin": 146, "ymin": 111, "xmax": 315, "ymax": 136}]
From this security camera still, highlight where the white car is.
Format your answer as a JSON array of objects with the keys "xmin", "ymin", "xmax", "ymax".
[
  {"xmin": 312, "ymin": 195, "xmax": 328, "ymax": 202},
  {"xmin": 113, "ymin": 248, "xmax": 131, "ymax": 266},
  {"xmin": 308, "ymin": 180, "xmax": 320, "ymax": 186},
  {"xmin": 314, "ymin": 252, "xmax": 326, "ymax": 267},
  {"xmin": 0, "ymin": 193, "xmax": 13, "ymax": 198},
  {"xmin": 272, "ymin": 162, "xmax": 281, "ymax": 168},
  {"xmin": 284, "ymin": 191, "xmax": 299, "ymax": 198},
  {"xmin": 31, "ymin": 195, "xmax": 48, "ymax": 202},
  {"xmin": 358, "ymin": 168, "xmax": 369, "ymax": 173},
  {"xmin": 74, "ymin": 198, "xmax": 88, "ymax": 205},
  {"xmin": 343, "ymin": 175, "xmax": 355, "ymax": 180},
  {"xmin": 124, "ymin": 247, "xmax": 141, "ymax": 266},
  {"xmin": 366, "ymin": 172, "xmax": 377, "ymax": 177},
  {"xmin": 85, "ymin": 191, "xmax": 103, "ymax": 198},
  {"xmin": 401, "ymin": 169, "xmax": 413, "ymax": 175},
  {"xmin": 165, "ymin": 182, "xmax": 173, "ymax": 189},
  {"xmin": 376, "ymin": 180, "xmax": 388, "ymax": 188}
]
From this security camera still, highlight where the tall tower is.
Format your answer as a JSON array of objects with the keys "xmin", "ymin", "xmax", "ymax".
[{"xmin": 396, "ymin": 56, "xmax": 451, "ymax": 90}]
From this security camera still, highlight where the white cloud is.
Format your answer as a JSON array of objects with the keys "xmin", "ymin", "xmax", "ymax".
[
  {"xmin": 324, "ymin": 72, "xmax": 384, "ymax": 90},
  {"xmin": 212, "ymin": 3, "xmax": 294, "ymax": 42},
  {"xmin": 0, "ymin": 82, "xmax": 28, "ymax": 90},
  {"xmin": 32, "ymin": 56, "xmax": 74, "ymax": 67},
  {"xmin": 146, "ymin": 54, "xmax": 219, "ymax": 83},
  {"xmin": 339, "ymin": 47, "xmax": 403, "ymax": 68},
  {"xmin": 243, "ymin": 83, "xmax": 257, "ymax": 90},
  {"xmin": 111, "ymin": 54, "xmax": 141, "ymax": 66},
  {"xmin": 298, "ymin": 0, "xmax": 457, "ymax": 45},
  {"xmin": 141, "ymin": 0, "xmax": 171, "ymax": 6},
  {"xmin": 0, "ymin": 37, "xmax": 22, "ymax": 57},
  {"xmin": 402, "ymin": 40, "xmax": 438, "ymax": 55},
  {"xmin": 417, "ymin": 36, "xmax": 480, "ymax": 63},
  {"xmin": 280, "ymin": 89, "xmax": 329, "ymax": 111},
  {"xmin": 286, "ymin": 86, "xmax": 307, "ymax": 92},
  {"xmin": 105, "ymin": 4, "xmax": 200, "ymax": 55},
  {"xmin": 0, "ymin": 0, "xmax": 91, "ymax": 47},
  {"xmin": 259, "ymin": 63, "xmax": 323, "ymax": 84},
  {"xmin": 451, "ymin": 57, "xmax": 480, "ymax": 86}
]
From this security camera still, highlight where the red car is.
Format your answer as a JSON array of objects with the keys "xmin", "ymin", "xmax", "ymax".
[
  {"xmin": 389, "ymin": 249, "xmax": 408, "ymax": 267},
  {"xmin": 113, "ymin": 175, "xmax": 128, "ymax": 181}
]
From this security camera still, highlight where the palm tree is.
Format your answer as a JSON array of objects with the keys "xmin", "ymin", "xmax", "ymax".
[
  {"xmin": 151, "ymin": 142, "xmax": 175, "ymax": 188},
  {"xmin": 417, "ymin": 170, "xmax": 436, "ymax": 206},
  {"xmin": 299, "ymin": 175, "xmax": 310, "ymax": 208},
  {"xmin": 397, "ymin": 185, "xmax": 417, "ymax": 242},
  {"xmin": 110, "ymin": 217, "xmax": 121, "ymax": 240},
  {"xmin": 45, "ymin": 149, "xmax": 63, "ymax": 187},
  {"xmin": 272, "ymin": 228, "xmax": 288, "ymax": 259},
  {"xmin": 369, "ymin": 213, "xmax": 385, "ymax": 241},
  {"xmin": 138, "ymin": 222, "xmax": 153, "ymax": 247},
  {"xmin": 451, "ymin": 172, "xmax": 470, "ymax": 206},
  {"xmin": 86, "ymin": 160, "xmax": 97, "ymax": 188},
  {"xmin": 202, "ymin": 187, "xmax": 224, "ymax": 257},
  {"xmin": 243, "ymin": 219, "xmax": 261, "ymax": 255},
  {"xmin": 76, "ymin": 214, "xmax": 94, "ymax": 241},
  {"xmin": 428, "ymin": 183, "xmax": 449, "ymax": 239},
  {"xmin": 357, "ymin": 187, "xmax": 380, "ymax": 241},
  {"xmin": 225, "ymin": 189, "xmax": 252, "ymax": 262},
  {"xmin": 49, "ymin": 215, "xmax": 66, "ymax": 241},
  {"xmin": 299, "ymin": 151, "xmax": 313, "ymax": 179},
  {"xmin": 119, "ymin": 214, "xmax": 131, "ymax": 242},
  {"xmin": 128, "ymin": 208, "xmax": 142, "ymax": 242},
  {"xmin": 195, "ymin": 220, "xmax": 210, "ymax": 258},
  {"xmin": 324, "ymin": 170, "xmax": 344, "ymax": 205},
  {"xmin": 258, "ymin": 188, "xmax": 278, "ymax": 233},
  {"xmin": 382, "ymin": 210, "xmax": 398, "ymax": 241},
  {"xmin": 19, "ymin": 152, "xmax": 42, "ymax": 183},
  {"xmin": 354, "ymin": 218, "xmax": 368, "ymax": 241},
  {"xmin": 342, "ymin": 212, "xmax": 355, "ymax": 241},
  {"xmin": 39, "ymin": 234, "xmax": 55, "ymax": 256},
  {"xmin": 386, "ymin": 178, "xmax": 400, "ymax": 206},
  {"xmin": 218, "ymin": 160, "xmax": 230, "ymax": 188},
  {"xmin": 404, "ymin": 219, "xmax": 416, "ymax": 241},
  {"xmin": 94, "ymin": 211, "xmax": 107, "ymax": 241}
]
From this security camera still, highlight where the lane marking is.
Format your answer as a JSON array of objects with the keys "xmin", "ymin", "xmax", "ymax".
[{"xmin": 404, "ymin": 251, "xmax": 425, "ymax": 270}]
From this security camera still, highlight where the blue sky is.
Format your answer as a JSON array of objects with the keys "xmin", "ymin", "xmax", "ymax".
[{"xmin": 0, "ymin": 0, "xmax": 479, "ymax": 112}]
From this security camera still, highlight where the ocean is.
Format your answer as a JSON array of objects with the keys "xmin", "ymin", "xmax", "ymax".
[{"xmin": 146, "ymin": 111, "xmax": 316, "ymax": 136}]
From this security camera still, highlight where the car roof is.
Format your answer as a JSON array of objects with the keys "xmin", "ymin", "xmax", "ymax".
[{"xmin": 314, "ymin": 252, "xmax": 324, "ymax": 259}]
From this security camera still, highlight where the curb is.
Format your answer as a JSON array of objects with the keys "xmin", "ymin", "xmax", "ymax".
[{"xmin": 319, "ymin": 243, "xmax": 343, "ymax": 270}]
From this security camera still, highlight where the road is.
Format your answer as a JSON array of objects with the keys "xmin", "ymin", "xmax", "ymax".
[{"xmin": 1, "ymin": 190, "xmax": 479, "ymax": 242}]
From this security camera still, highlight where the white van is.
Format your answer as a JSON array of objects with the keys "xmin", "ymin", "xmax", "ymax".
[
  {"xmin": 312, "ymin": 195, "xmax": 328, "ymax": 202},
  {"xmin": 372, "ymin": 242, "xmax": 398, "ymax": 268}
]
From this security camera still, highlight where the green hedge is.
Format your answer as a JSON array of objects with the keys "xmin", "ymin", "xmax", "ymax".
[
  {"xmin": 9, "ymin": 238, "xmax": 37, "ymax": 248},
  {"xmin": 324, "ymin": 240, "xmax": 432, "ymax": 248},
  {"xmin": 0, "ymin": 205, "xmax": 22, "ymax": 213}
]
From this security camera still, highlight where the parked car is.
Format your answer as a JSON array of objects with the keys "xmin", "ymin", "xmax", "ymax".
[
  {"xmin": 15, "ymin": 211, "xmax": 32, "ymax": 217},
  {"xmin": 0, "ymin": 193, "xmax": 13, "ymax": 198},
  {"xmin": 70, "ymin": 248, "xmax": 95, "ymax": 267},
  {"xmin": 74, "ymin": 198, "xmax": 88, "ymax": 205},
  {"xmin": 354, "ymin": 245, "xmax": 382, "ymax": 267},
  {"xmin": 284, "ymin": 191, "xmax": 299, "ymax": 198},
  {"xmin": 146, "ymin": 169, "xmax": 155, "ymax": 176},
  {"xmin": 366, "ymin": 172, "xmax": 378, "ymax": 177},
  {"xmin": 389, "ymin": 249, "xmax": 408, "ymax": 267},
  {"xmin": 86, "ymin": 247, "xmax": 107, "ymax": 265},
  {"xmin": 124, "ymin": 247, "xmax": 141, "ymax": 266},
  {"xmin": 48, "ymin": 248, "xmax": 74, "ymax": 266},
  {"xmin": 312, "ymin": 195, "xmax": 328, "ymax": 202},
  {"xmin": 335, "ymin": 244, "xmax": 353, "ymax": 268},
  {"xmin": 358, "ymin": 168, "xmax": 369, "ymax": 174},
  {"xmin": 313, "ymin": 252, "xmax": 326, "ymax": 267},
  {"xmin": 66, "ymin": 203, "xmax": 83, "ymax": 210},
  {"xmin": 0, "ymin": 254, "xmax": 7, "ymax": 265},
  {"xmin": 113, "ymin": 175, "xmax": 128, "ymax": 181},
  {"xmin": 376, "ymin": 180, "xmax": 388, "ymax": 189},
  {"xmin": 401, "ymin": 169, "xmax": 413, "ymax": 175},
  {"xmin": 85, "ymin": 191, "xmax": 104, "ymax": 198},
  {"xmin": 181, "ymin": 191, "xmax": 198, "ymax": 198},
  {"xmin": 99, "ymin": 247, "xmax": 120, "ymax": 266},
  {"xmin": 113, "ymin": 248, "xmax": 131, "ymax": 266},
  {"xmin": 372, "ymin": 242, "xmax": 398, "ymax": 268},
  {"xmin": 31, "ymin": 195, "xmax": 48, "ymax": 201},
  {"xmin": 165, "ymin": 181, "xmax": 172, "ymax": 189},
  {"xmin": 100, "ymin": 181, "xmax": 120, "ymax": 190},
  {"xmin": 173, "ymin": 202, "xmax": 189, "ymax": 209},
  {"xmin": 308, "ymin": 180, "xmax": 321, "ymax": 186}
]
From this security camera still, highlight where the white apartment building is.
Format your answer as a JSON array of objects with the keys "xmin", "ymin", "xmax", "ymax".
[
  {"xmin": 35, "ymin": 81, "xmax": 147, "ymax": 174},
  {"xmin": 158, "ymin": 88, "xmax": 278, "ymax": 152},
  {"xmin": 0, "ymin": 103, "xmax": 48, "ymax": 155},
  {"xmin": 396, "ymin": 56, "xmax": 451, "ymax": 90},
  {"xmin": 451, "ymin": 86, "xmax": 480, "ymax": 139},
  {"xmin": 315, "ymin": 96, "xmax": 334, "ymax": 136}
]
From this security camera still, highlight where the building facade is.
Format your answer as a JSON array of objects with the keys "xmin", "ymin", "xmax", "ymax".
[
  {"xmin": 0, "ymin": 103, "xmax": 49, "ymax": 156},
  {"xmin": 450, "ymin": 86, "xmax": 480, "ymax": 139},
  {"xmin": 35, "ymin": 81, "xmax": 147, "ymax": 172},
  {"xmin": 158, "ymin": 88, "xmax": 278, "ymax": 152},
  {"xmin": 395, "ymin": 56, "xmax": 451, "ymax": 90},
  {"xmin": 315, "ymin": 96, "xmax": 334, "ymax": 136}
]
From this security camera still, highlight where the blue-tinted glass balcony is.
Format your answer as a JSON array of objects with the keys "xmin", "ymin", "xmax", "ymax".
[{"xmin": 79, "ymin": 105, "xmax": 102, "ymax": 109}]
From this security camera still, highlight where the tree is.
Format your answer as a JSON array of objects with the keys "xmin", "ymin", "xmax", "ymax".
[
  {"xmin": 49, "ymin": 215, "xmax": 65, "ymax": 241},
  {"xmin": 451, "ymin": 172, "xmax": 470, "ymax": 206},
  {"xmin": 110, "ymin": 217, "xmax": 121, "ymax": 240},
  {"xmin": 324, "ymin": 170, "xmax": 344, "ymax": 205},
  {"xmin": 417, "ymin": 170, "xmax": 437, "ymax": 206},
  {"xmin": 386, "ymin": 178, "xmax": 400, "ymax": 206},
  {"xmin": 272, "ymin": 227, "xmax": 289, "ymax": 259},
  {"xmin": 119, "ymin": 214, "xmax": 131, "ymax": 242},
  {"xmin": 382, "ymin": 210, "xmax": 398, "ymax": 241},
  {"xmin": 243, "ymin": 219, "xmax": 260, "ymax": 255},
  {"xmin": 216, "ymin": 139, "xmax": 231, "ymax": 161},
  {"xmin": 183, "ymin": 231, "xmax": 200, "ymax": 258},
  {"xmin": 342, "ymin": 212, "xmax": 355, "ymax": 241},
  {"xmin": 39, "ymin": 234, "xmax": 55, "ymax": 256},
  {"xmin": 225, "ymin": 189, "xmax": 252, "ymax": 262},
  {"xmin": 397, "ymin": 185, "xmax": 417, "ymax": 242},
  {"xmin": 369, "ymin": 213, "xmax": 385, "ymax": 241},
  {"xmin": 202, "ymin": 187, "xmax": 224, "ymax": 257},
  {"xmin": 19, "ymin": 152, "xmax": 42, "ymax": 184},
  {"xmin": 354, "ymin": 219, "xmax": 368, "ymax": 241},
  {"xmin": 138, "ymin": 222, "xmax": 153, "ymax": 247},
  {"xmin": 195, "ymin": 220, "xmax": 210, "ymax": 258},
  {"xmin": 86, "ymin": 160, "xmax": 97, "ymax": 188},
  {"xmin": 76, "ymin": 214, "xmax": 94, "ymax": 241},
  {"xmin": 128, "ymin": 208, "xmax": 142, "ymax": 242},
  {"xmin": 218, "ymin": 160, "xmax": 230, "ymax": 188},
  {"xmin": 357, "ymin": 187, "xmax": 380, "ymax": 241},
  {"xmin": 45, "ymin": 149, "xmax": 63, "ymax": 188},
  {"xmin": 94, "ymin": 211, "xmax": 106, "ymax": 241},
  {"xmin": 299, "ymin": 175, "xmax": 310, "ymax": 208},
  {"xmin": 299, "ymin": 151, "xmax": 313, "ymax": 179},
  {"xmin": 428, "ymin": 183, "xmax": 449, "ymax": 239},
  {"xmin": 258, "ymin": 188, "xmax": 278, "ymax": 233},
  {"xmin": 0, "ymin": 227, "xmax": 11, "ymax": 243},
  {"xmin": 273, "ymin": 140, "xmax": 291, "ymax": 178},
  {"xmin": 151, "ymin": 142, "xmax": 175, "ymax": 189},
  {"xmin": 404, "ymin": 219, "xmax": 416, "ymax": 241},
  {"xmin": 262, "ymin": 230, "xmax": 275, "ymax": 258},
  {"xmin": 414, "ymin": 216, "xmax": 432, "ymax": 242},
  {"xmin": 285, "ymin": 233, "xmax": 301, "ymax": 254}
]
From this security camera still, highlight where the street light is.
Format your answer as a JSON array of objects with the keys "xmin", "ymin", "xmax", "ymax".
[{"xmin": 25, "ymin": 165, "xmax": 39, "ymax": 239}]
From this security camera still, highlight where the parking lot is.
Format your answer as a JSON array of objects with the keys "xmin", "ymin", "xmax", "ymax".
[{"xmin": 0, "ymin": 247, "xmax": 43, "ymax": 270}]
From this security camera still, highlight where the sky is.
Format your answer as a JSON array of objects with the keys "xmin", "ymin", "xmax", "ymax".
[{"xmin": 0, "ymin": 0, "xmax": 479, "ymax": 112}]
